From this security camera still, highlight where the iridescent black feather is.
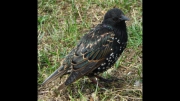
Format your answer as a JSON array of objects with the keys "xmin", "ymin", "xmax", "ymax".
[{"xmin": 42, "ymin": 8, "xmax": 129, "ymax": 90}]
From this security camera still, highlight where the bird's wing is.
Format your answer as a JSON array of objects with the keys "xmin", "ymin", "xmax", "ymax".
[{"xmin": 63, "ymin": 25, "xmax": 115, "ymax": 86}]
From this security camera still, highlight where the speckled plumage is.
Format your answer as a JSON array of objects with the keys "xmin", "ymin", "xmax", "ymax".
[{"xmin": 42, "ymin": 8, "xmax": 129, "ymax": 90}]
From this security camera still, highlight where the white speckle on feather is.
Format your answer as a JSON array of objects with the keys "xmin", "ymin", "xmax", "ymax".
[
  {"xmin": 101, "ymin": 63, "xmax": 106, "ymax": 66},
  {"xmin": 117, "ymin": 40, "xmax": 120, "ymax": 44}
]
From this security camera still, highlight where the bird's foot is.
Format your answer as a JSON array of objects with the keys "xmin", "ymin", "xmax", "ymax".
[
  {"xmin": 88, "ymin": 76, "xmax": 104, "ymax": 88},
  {"xmin": 95, "ymin": 75, "xmax": 121, "ymax": 83}
]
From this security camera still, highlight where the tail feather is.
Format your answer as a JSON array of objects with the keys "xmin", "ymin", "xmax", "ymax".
[{"xmin": 42, "ymin": 66, "xmax": 66, "ymax": 86}]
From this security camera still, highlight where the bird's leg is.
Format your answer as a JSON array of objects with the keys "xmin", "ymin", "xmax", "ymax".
[
  {"xmin": 88, "ymin": 76, "xmax": 104, "ymax": 88},
  {"xmin": 95, "ymin": 75, "xmax": 120, "ymax": 83}
]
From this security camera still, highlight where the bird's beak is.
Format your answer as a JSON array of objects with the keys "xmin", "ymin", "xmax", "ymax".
[{"xmin": 120, "ymin": 15, "xmax": 129, "ymax": 21}]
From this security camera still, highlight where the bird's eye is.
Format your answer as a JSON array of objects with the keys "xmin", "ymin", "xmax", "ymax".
[{"xmin": 113, "ymin": 17, "xmax": 119, "ymax": 21}]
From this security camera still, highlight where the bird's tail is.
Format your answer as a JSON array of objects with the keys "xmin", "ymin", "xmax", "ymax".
[{"xmin": 41, "ymin": 66, "xmax": 66, "ymax": 86}]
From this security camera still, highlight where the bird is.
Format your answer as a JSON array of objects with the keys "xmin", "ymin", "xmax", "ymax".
[{"xmin": 42, "ymin": 8, "xmax": 129, "ymax": 90}]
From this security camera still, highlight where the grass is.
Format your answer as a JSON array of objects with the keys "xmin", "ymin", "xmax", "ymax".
[{"xmin": 38, "ymin": 0, "xmax": 142, "ymax": 100}]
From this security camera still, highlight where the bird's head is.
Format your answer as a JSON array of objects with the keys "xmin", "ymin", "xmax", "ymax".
[{"xmin": 102, "ymin": 8, "xmax": 129, "ymax": 27}]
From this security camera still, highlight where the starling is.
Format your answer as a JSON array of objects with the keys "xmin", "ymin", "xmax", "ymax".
[{"xmin": 42, "ymin": 8, "xmax": 129, "ymax": 90}]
